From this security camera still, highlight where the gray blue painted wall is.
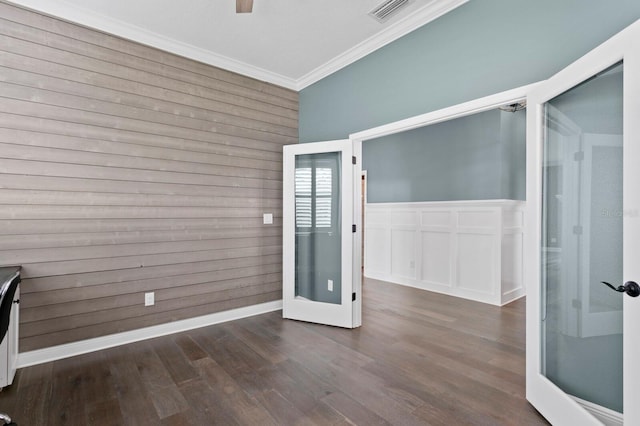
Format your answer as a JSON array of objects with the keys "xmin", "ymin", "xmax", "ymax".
[
  {"xmin": 299, "ymin": 0, "xmax": 640, "ymax": 142},
  {"xmin": 363, "ymin": 109, "xmax": 525, "ymax": 202},
  {"xmin": 298, "ymin": 0, "xmax": 640, "ymax": 203}
]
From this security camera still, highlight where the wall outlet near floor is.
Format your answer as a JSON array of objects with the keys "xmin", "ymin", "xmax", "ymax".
[
  {"xmin": 145, "ymin": 292, "xmax": 155, "ymax": 306},
  {"xmin": 328, "ymin": 279, "xmax": 334, "ymax": 292}
]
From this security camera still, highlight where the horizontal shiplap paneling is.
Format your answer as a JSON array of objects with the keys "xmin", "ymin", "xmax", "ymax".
[
  {"xmin": 0, "ymin": 17, "xmax": 298, "ymax": 121},
  {"xmin": 0, "ymin": 1, "xmax": 296, "ymax": 351}
]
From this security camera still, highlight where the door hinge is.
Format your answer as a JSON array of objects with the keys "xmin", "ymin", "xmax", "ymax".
[
  {"xmin": 352, "ymin": 224, "xmax": 356, "ymax": 233},
  {"xmin": 352, "ymin": 292, "xmax": 356, "ymax": 301},
  {"xmin": 352, "ymin": 156, "xmax": 356, "ymax": 165},
  {"xmin": 573, "ymin": 225, "xmax": 583, "ymax": 235},
  {"xmin": 574, "ymin": 151, "xmax": 584, "ymax": 161}
]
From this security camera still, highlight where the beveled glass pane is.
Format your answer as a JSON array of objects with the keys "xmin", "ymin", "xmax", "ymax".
[
  {"xmin": 294, "ymin": 152, "xmax": 342, "ymax": 304},
  {"xmin": 541, "ymin": 62, "xmax": 623, "ymax": 413}
]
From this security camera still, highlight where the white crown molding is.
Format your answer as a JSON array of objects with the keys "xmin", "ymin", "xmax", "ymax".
[
  {"xmin": 17, "ymin": 300, "xmax": 283, "ymax": 368},
  {"xmin": 295, "ymin": 0, "xmax": 469, "ymax": 90},
  {"xmin": 6, "ymin": 0, "xmax": 299, "ymax": 90},
  {"xmin": 7, "ymin": 0, "xmax": 467, "ymax": 92}
]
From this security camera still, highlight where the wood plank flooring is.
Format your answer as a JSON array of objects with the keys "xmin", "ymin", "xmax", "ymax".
[{"xmin": 0, "ymin": 279, "xmax": 548, "ymax": 425}]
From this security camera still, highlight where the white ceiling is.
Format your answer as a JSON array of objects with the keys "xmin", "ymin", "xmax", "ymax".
[{"xmin": 8, "ymin": 0, "xmax": 467, "ymax": 90}]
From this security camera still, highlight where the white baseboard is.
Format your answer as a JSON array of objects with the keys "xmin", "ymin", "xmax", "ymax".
[
  {"xmin": 365, "ymin": 271, "xmax": 500, "ymax": 306},
  {"xmin": 501, "ymin": 287, "xmax": 526, "ymax": 306},
  {"xmin": 17, "ymin": 300, "xmax": 283, "ymax": 368}
]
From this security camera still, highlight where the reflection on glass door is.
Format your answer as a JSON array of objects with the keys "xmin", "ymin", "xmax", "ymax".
[
  {"xmin": 294, "ymin": 152, "xmax": 342, "ymax": 304},
  {"xmin": 541, "ymin": 63, "xmax": 623, "ymax": 413}
]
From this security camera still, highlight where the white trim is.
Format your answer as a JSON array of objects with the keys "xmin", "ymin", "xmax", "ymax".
[
  {"xmin": 6, "ymin": 0, "xmax": 467, "ymax": 91},
  {"xmin": 361, "ymin": 170, "xmax": 368, "ymax": 205},
  {"xmin": 573, "ymin": 396, "xmax": 623, "ymax": 426},
  {"xmin": 362, "ymin": 199, "xmax": 526, "ymax": 208},
  {"xmin": 352, "ymin": 151, "xmax": 363, "ymax": 327},
  {"xmin": 296, "ymin": 0, "xmax": 469, "ymax": 90},
  {"xmin": 350, "ymin": 82, "xmax": 541, "ymax": 142},
  {"xmin": 17, "ymin": 300, "xmax": 282, "ymax": 368},
  {"xmin": 6, "ymin": 0, "xmax": 298, "ymax": 89}
]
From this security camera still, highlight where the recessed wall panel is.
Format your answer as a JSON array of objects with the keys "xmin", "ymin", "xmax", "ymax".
[
  {"xmin": 501, "ymin": 233, "xmax": 522, "ymax": 292},
  {"xmin": 457, "ymin": 210, "xmax": 496, "ymax": 228},
  {"xmin": 391, "ymin": 211, "xmax": 417, "ymax": 226},
  {"xmin": 421, "ymin": 231, "xmax": 450, "ymax": 286},
  {"xmin": 365, "ymin": 228, "xmax": 388, "ymax": 274},
  {"xmin": 421, "ymin": 211, "xmax": 451, "ymax": 227},
  {"xmin": 391, "ymin": 229, "xmax": 416, "ymax": 279},
  {"xmin": 457, "ymin": 233, "xmax": 495, "ymax": 294},
  {"xmin": 503, "ymin": 211, "xmax": 524, "ymax": 228},
  {"xmin": 366, "ymin": 211, "xmax": 387, "ymax": 225}
]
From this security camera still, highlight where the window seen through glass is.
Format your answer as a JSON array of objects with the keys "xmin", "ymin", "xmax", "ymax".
[{"xmin": 295, "ymin": 167, "xmax": 332, "ymax": 228}]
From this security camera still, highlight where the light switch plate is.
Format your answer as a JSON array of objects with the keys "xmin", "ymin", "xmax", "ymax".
[
  {"xmin": 145, "ymin": 292, "xmax": 154, "ymax": 306},
  {"xmin": 263, "ymin": 213, "xmax": 273, "ymax": 224}
]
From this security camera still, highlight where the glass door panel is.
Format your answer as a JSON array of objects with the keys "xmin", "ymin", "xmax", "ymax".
[
  {"xmin": 294, "ymin": 152, "xmax": 342, "ymax": 304},
  {"xmin": 542, "ymin": 62, "xmax": 623, "ymax": 413}
]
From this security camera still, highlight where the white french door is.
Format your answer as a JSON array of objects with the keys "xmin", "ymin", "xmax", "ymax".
[
  {"xmin": 526, "ymin": 20, "xmax": 640, "ymax": 425},
  {"xmin": 283, "ymin": 140, "xmax": 361, "ymax": 328}
]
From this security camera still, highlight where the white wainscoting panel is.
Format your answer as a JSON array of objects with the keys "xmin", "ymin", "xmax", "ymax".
[
  {"xmin": 364, "ymin": 200, "xmax": 525, "ymax": 306},
  {"xmin": 457, "ymin": 233, "xmax": 496, "ymax": 297},
  {"xmin": 420, "ymin": 231, "xmax": 451, "ymax": 287},
  {"xmin": 364, "ymin": 227, "xmax": 388, "ymax": 275},
  {"xmin": 502, "ymin": 232, "xmax": 524, "ymax": 301},
  {"xmin": 391, "ymin": 229, "xmax": 417, "ymax": 279}
]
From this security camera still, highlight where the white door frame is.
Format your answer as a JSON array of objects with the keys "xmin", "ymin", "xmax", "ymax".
[
  {"xmin": 525, "ymin": 19, "xmax": 640, "ymax": 426},
  {"xmin": 283, "ymin": 139, "xmax": 360, "ymax": 328},
  {"xmin": 349, "ymin": 83, "xmax": 537, "ymax": 291}
]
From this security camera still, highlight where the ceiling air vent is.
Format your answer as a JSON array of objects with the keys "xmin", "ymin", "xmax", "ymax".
[{"xmin": 369, "ymin": 0, "xmax": 410, "ymax": 23}]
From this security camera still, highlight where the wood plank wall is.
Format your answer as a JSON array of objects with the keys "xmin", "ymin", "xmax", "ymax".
[{"xmin": 0, "ymin": 1, "xmax": 297, "ymax": 351}]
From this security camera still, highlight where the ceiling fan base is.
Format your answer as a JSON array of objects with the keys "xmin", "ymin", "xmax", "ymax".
[{"xmin": 236, "ymin": 0, "xmax": 253, "ymax": 13}]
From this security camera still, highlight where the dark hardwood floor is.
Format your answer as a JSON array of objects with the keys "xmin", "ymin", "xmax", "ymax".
[{"xmin": 0, "ymin": 278, "xmax": 548, "ymax": 425}]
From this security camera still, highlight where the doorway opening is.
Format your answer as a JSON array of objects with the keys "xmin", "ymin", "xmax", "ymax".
[{"xmin": 352, "ymin": 84, "xmax": 533, "ymax": 306}]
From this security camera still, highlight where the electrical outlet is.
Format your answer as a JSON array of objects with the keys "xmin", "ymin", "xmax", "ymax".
[
  {"xmin": 263, "ymin": 213, "xmax": 273, "ymax": 224},
  {"xmin": 328, "ymin": 279, "xmax": 334, "ymax": 292},
  {"xmin": 409, "ymin": 260, "xmax": 415, "ymax": 268},
  {"xmin": 145, "ymin": 292, "xmax": 155, "ymax": 306}
]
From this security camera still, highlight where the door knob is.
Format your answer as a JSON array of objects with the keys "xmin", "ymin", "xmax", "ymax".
[{"xmin": 601, "ymin": 281, "xmax": 640, "ymax": 297}]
